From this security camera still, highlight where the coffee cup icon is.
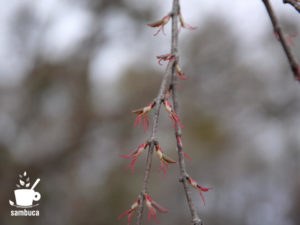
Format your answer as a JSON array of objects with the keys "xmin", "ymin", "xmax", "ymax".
[
  {"xmin": 14, "ymin": 189, "xmax": 41, "ymax": 206},
  {"xmin": 13, "ymin": 178, "xmax": 41, "ymax": 207}
]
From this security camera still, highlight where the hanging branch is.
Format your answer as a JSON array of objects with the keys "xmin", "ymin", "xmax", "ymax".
[
  {"xmin": 262, "ymin": 0, "xmax": 300, "ymax": 81},
  {"xmin": 283, "ymin": 0, "xmax": 300, "ymax": 13},
  {"xmin": 170, "ymin": 1, "xmax": 203, "ymax": 224},
  {"xmin": 119, "ymin": 1, "xmax": 210, "ymax": 225},
  {"xmin": 135, "ymin": 60, "xmax": 173, "ymax": 225}
]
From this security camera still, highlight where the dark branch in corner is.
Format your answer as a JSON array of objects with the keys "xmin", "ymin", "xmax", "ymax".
[
  {"xmin": 262, "ymin": 0, "xmax": 300, "ymax": 81},
  {"xmin": 283, "ymin": 0, "xmax": 300, "ymax": 13}
]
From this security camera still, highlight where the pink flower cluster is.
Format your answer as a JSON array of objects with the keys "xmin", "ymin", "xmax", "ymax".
[{"xmin": 119, "ymin": 194, "xmax": 168, "ymax": 225}]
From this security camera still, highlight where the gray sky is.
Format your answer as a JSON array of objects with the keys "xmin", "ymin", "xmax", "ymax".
[{"xmin": 0, "ymin": 0, "xmax": 298, "ymax": 86}]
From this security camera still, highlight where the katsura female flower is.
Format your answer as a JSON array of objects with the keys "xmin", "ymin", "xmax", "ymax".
[
  {"xmin": 274, "ymin": 31, "xmax": 297, "ymax": 46},
  {"xmin": 133, "ymin": 102, "xmax": 155, "ymax": 133},
  {"xmin": 155, "ymin": 144, "xmax": 176, "ymax": 177},
  {"xmin": 156, "ymin": 54, "xmax": 175, "ymax": 65},
  {"xmin": 177, "ymin": 136, "xmax": 192, "ymax": 162},
  {"xmin": 119, "ymin": 199, "xmax": 140, "ymax": 225},
  {"xmin": 148, "ymin": 14, "xmax": 171, "ymax": 36},
  {"xmin": 145, "ymin": 194, "xmax": 168, "ymax": 223},
  {"xmin": 176, "ymin": 63, "xmax": 189, "ymax": 80},
  {"xmin": 179, "ymin": 11, "xmax": 197, "ymax": 30},
  {"xmin": 187, "ymin": 176, "xmax": 212, "ymax": 205},
  {"xmin": 163, "ymin": 99, "xmax": 184, "ymax": 130},
  {"xmin": 120, "ymin": 142, "xmax": 148, "ymax": 173},
  {"xmin": 287, "ymin": 34, "xmax": 297, "ymax": 46}
]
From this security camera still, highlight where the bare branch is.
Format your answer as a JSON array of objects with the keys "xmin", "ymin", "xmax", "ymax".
[
  {"xmin": 134, "ymin": 0, "xmax": 205, "ymax": 224},
  {"xmin": 136, "ymin": 60, "xmax": 174, "ymax": 225},
  {"xmin": 283, "ymin": 0, "xmax": 300, "ymax": 13},
  {"xmin": 135, "ymin": 143, "xmax": 153, "ymax": 225},
  {"xmin": 170, "ymin": 0, "xmax": 203, "ymax": 224},
  {"xmin": 262, "ymin": 0, "xmax": 300, "ymax": 80}
]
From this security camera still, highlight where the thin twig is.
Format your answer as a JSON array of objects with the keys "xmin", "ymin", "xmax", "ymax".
[
  {"xmin": 136, "ymin": 60, "xmax": 173, "ymax": 225},
  {"xmin": 262, "ymin": 0, "xmax": 300, "ymax": 80},
  {"xmin": 283, "ymin": 0, "xmax": 300, "ymax": 13},
  {"xmin": 170, "ymin": 0, "xmax": 202, "ymax": 225}
]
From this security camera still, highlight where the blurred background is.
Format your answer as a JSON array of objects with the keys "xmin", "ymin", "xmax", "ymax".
[{"xmin": 1, "ymin": 0, "xmax": 300, "ymax": 224}]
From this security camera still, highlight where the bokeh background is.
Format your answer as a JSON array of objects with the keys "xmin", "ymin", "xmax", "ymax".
[{"xmin": 1, "ymin": 0, "xmax": 300, "ymax": 225}]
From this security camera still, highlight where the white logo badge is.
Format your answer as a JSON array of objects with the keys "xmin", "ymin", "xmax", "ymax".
[{"xmin": 9, "ymin": 171, "xmax": 41, "ymax": 216}]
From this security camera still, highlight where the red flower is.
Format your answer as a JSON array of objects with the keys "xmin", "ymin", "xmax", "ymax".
[
  {"xmin": 274, "ymin": 31, "xmax": 297, "ymax": 47},
  {"xmin": 156, "ymin": 54, "xmax": 175, "ymax": 65},
  {"xmin": 176, "ymin": 63, "xmax": 189, "ymax": 80},
  {"xmin": 177, "ymin": 136, "xmax": 192, "ymax": 162},
  {"xmin": 145, "ymin": 194, "xmax": 168, "ymax": 223},
  {"xmin": 155, "ymin": 145, "xmax": 176, "ymax": 177},
  {"xmin": 163, "ymin": 99, "xmax": 184, "ymax": 130},
  {"xmin": 187, "ymin": 177, "xmax": 212, "ymax": 205},
  {"xmin": 286, "ymin": 33, "xmax": 297, "ymax": 46},
  {"xmin": 119, "ymin": 199, "xmax": 140, "ymax": 225},
  {"xmin": 120, "ymin": 142, "xmax": 148, "ymax": 173},
  {"xmin": 179, "ymin": 11, "xmax": 197, "ymax": 30},
  {"xmin": 133, "ymin": 102, "xmax": 155, "ymax": 133},
  {"xmin": 148, "ymin": 14, "xmax": 171, "ymax": 36}
]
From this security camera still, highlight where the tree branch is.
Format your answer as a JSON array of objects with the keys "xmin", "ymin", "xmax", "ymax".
[
  {"xmin": 135, "ymin": 0, "xmax": 204, "ymax": 224},
  {"xmin": 136, "ymin": 60, "xmax": 173, "ymax": 225},
  {"xmin": 170, "ymin": 0, "xmax": 202, "ymax": 224},
  {"xmin": 283, "ymin": 0, "xmax": 300, "ymax": 13},
  {"xmin": 262, "ymin": 0, "xmax": 300, "ymax": 80}
]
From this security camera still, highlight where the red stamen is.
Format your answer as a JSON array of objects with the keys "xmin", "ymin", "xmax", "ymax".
[
  {"xmin": 126, "ymin": 158, "xmax": 138, "ymax": 173},
  {"xmin": 178, "ymin": 75, "xmax": 189, "ymax": 80},
  {"xmin": 184, "ymin": 152, "xmax": 192, "ymax": 162}
]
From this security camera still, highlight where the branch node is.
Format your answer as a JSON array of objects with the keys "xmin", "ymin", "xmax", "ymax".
[
  {"xmin": 192, "ymin": 218, "xmax": 203, "ymax": 225},
  {"xmin": 139, "ymin": 192, "xmax": 145, "ymax": 198},
  {"xmin": 175, "ymin": 131, "xmax": 182, "ymax": 137},
  {"xmin": 148, "ymin": 139, "xmax": 158, "ymax": 146}
]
